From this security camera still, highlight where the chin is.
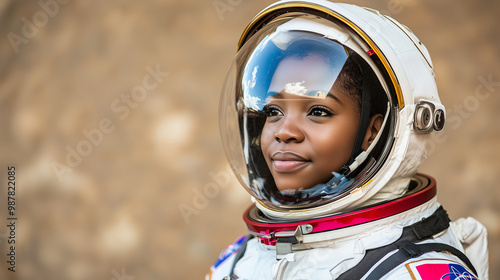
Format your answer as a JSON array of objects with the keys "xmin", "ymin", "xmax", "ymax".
[
  {"xmin": 274, "ymin": 180, "xmax": 301, "ymax": 193},
  {"xmin": 275, "ymin": 179, "xmax": 313, "ymax": 193}
]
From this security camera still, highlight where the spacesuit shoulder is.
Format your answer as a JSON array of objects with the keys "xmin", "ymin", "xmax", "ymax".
[{"xmin": 206, "ymin": 235, "xmax": 247, "ymax": 280}]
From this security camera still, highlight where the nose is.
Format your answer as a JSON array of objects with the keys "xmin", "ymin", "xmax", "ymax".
[{"xmin": 274, "ymin": 116, "xmax": 305, "ymax": 143}]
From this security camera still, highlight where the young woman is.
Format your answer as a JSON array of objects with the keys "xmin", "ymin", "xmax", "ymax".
[{"xmin": 210, "ymin": 1, "xmax": 489, "ymax": 279}]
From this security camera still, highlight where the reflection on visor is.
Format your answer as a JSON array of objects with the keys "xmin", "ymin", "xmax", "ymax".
[{"xmin": 241, "ymin": 31, "xmax": 349, "ymax": 111}]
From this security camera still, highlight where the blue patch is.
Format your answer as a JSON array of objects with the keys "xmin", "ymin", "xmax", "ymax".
[
  {"xmin": 213, "ymin": 235, "xmax": 246, "ymax": 269},
  {"xmin": 442, "ymin": 263, "xmax": 478, "ymax": 279}
]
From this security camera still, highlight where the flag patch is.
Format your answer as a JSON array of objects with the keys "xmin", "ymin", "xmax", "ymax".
[{"xmin": 406, "ymin": 258, "xmax": 477, "ymax": 280}]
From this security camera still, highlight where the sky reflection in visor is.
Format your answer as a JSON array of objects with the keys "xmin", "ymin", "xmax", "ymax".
[{"xmin": 241, "ymin": 31, "xmax": 349, "ymax": 111}]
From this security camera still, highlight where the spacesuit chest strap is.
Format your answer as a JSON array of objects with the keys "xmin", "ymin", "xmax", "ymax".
[{"xmin": 337, "ymin": 206, "xmax": 477, "ymax": 280}]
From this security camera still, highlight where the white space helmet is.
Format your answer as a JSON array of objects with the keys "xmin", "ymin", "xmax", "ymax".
[{"xmin": 220, "ymin": 0, "xmax": 445, "ymax": 220}]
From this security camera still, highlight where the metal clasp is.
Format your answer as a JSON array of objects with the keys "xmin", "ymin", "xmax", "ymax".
[{"xmin": 275, "ymin": 224, "xmax": 313, "ymax": 260}]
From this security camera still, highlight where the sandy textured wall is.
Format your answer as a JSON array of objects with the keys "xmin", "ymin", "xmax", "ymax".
[{"xmin": 0, "ymin": 0, "xmax": 498, "ymax": 279}]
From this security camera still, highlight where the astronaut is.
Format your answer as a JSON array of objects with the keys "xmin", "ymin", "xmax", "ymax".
[{"xmin": 209, "ymin": 1, "xmax": 489, "ymax": 279}]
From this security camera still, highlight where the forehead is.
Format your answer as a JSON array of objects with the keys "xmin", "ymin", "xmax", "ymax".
[
  {"xmin": 268, "ymin": 54, "xmax": 340, "ymax": 96},
  {"xmin": 265, "ymin": 84, "xmax": 359, "ymax": 112},
  {"xmin": 240, "ymin": 31, "xmax": 351, "ymax": 111}
]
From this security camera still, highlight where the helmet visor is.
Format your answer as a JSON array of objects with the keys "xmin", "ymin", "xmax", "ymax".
[{"xmin": 220, "ymin": 15, "xmax": 383, "ymax": 211}]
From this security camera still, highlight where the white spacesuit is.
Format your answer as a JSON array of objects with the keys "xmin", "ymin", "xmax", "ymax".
[{"xmin": 209, "ymin": 1, "xmax": 489, "ymax": 279}]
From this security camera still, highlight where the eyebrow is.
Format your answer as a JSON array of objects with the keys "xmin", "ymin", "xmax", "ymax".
[
  {"xmin": 326, "ymin": 92, "xmax": 343, "ymax": 105},
  {"xmin": 268, "ymin": 91, "xmax": 343, "ymax": 105}
]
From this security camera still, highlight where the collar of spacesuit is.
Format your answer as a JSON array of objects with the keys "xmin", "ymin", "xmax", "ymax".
[{"xmin": 243, "ymin": 174, "xmax": 436, "ymax": 246}]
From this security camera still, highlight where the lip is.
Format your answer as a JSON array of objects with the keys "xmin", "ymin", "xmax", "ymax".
[{"xmin": 271, "ymin": 151, "xmax": 311, "ymax": 173}]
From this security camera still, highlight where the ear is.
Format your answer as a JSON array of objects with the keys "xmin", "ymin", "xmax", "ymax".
[{"xmin": 361, "ymin": 114, "xmax": 383, "ymax": 151}]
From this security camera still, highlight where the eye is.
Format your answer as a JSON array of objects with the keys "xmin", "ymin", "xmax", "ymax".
[
  {"xmin": 307, "ymin": 106, "xmax": 334, "ymax": 117},
  {"xmin": 264, "ymin": 105, "xmax": 283, "ymax": 117}
]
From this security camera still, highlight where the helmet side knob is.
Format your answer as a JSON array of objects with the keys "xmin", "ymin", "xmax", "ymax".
[
  {"xmin": 433, "ymin": 109, "xmax": 445, "ymax": 131},
  {"xmin": 414, "ymin": 100, "xmax": 445, "ymax": 133}
]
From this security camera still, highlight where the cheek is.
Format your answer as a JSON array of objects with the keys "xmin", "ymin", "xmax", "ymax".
[{"xmin": 311, "ymin": 119, "xmax": 358, "ymax": 161}]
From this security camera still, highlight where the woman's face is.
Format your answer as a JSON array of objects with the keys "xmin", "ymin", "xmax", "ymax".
[{"xmin": 260, "ymin": 83, "xmax": 361, "ymax": 192}]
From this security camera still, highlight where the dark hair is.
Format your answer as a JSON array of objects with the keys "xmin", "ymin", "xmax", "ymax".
[
  {"xmin": 336, "ymin": 57, "xmax": 363, "ymax": 114},
  {"xmin": 336, "ymin": 54, "xmax": 387, "ymax": 117}
]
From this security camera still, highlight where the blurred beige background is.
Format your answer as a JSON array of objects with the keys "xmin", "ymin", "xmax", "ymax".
[{"xmin": 0, "ymin": 0, "xmax": 498, "ymax": 279}]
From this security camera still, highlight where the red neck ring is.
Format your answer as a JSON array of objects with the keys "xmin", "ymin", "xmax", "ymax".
[{"xmin": 244, "ymin": 174, "xmax": 436, "ymax": 245}]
